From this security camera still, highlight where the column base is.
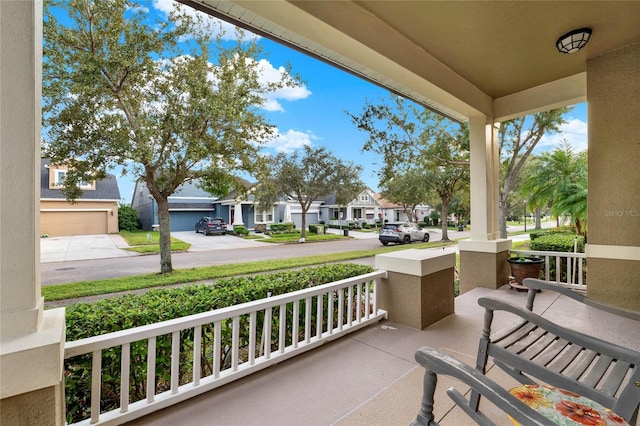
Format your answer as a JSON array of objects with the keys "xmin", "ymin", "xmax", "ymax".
[{"xmin": 459, "ymin": 239, "xmax": 512, "ymax": 294}]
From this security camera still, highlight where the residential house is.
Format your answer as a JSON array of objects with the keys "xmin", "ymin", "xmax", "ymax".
[
  {"xmin": 132, "ymin": 180, "xmax": 218, "ymax": 231},
  {"xmin": 40, "ymin": 159, "xmax": 120, "ymax": 236},
  {"xmin": 320, "ymin": 188, "xmax": 382, "ymax": 227},
  {"xmin": 374, "ymin": 193, "xmax": 433, "ymax": 224},
  {"xmin": 213, "ymin": 186, "xmax": 324, "ymax": 231}
]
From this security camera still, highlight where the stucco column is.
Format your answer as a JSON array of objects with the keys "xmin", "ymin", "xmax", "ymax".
[
  {"xmin": 1, "ymin": 1, "xmax": 66, "ymax": 424},
  {"xmin": 458, "ymin": 116, "xmax": 511, "ymax": 293},
  {"xmin": 375, "ymin": 249, "xmax": 456, "ymax": 329},
  {"xmin": 585, "ymin": 40, "xmax": 640, "ymax": 311}
]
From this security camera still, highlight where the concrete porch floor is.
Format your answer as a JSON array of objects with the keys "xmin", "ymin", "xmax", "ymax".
[{"xmin": 132, "ymin": 285, "xmax": 640, "ymax": 426}]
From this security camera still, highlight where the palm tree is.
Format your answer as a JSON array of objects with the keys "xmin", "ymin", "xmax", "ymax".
[{"xmin": 521, "ymin": 143, "xmax": 587, "ymax": 234}]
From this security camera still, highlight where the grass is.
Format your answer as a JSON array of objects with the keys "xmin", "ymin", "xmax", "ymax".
[
  {"xmin": 260, "ymin": 232, "xmax": 344, "ymax": 243},
  {"xmin": 42, "ymin": 239, "xmax": 456, "ymax": 301},
  {"xmin": 120, "ymin": 230, "xmax": 190, "ymax": 253}
]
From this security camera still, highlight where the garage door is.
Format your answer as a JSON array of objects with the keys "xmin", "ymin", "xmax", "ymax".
[
  {"xmin": 170, "ymin": 212, "xmax": 214, "ymax": 232},
  {"xmin": 41, "ymin": 211, "xmax": 108, "ymax": 236}
]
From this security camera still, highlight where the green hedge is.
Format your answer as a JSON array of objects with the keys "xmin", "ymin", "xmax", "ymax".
[
  {"xmin": 530, "ymin": 234, "xmax": 585, "ymax": 283},
  {"xmin": 308, "ymin": 224, "xmax": 327, "ymax": 234},
  {"xmin": 64, "ymin": 264, "xmax": 374, "ymax": 423},
  {"xmin": 269, "ymin": 222, "xmax": 295, "ymax": 232},
  {"xmin": 233, "ymin": 225, "xmax": 249, "ymax": 236}
]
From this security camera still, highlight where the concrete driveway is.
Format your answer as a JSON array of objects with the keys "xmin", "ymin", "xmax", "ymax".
[
  {"xmin": 40, "ymin": 231, "xmax": 275, "ymax": 263},
  {"xmin": 170, "ymin": 231, "xmax": 274, "ymax": 251}
]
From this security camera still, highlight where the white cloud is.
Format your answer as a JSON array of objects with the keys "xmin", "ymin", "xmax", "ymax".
[
  {"xmin": 538, "ymin": 118, "xmax": 588, "ymax": 152},
  {"xmin": 263, "ymin": 129, "xmax": 318, "ymax": 153},
  {"xmin": 153, "ymin": 0, "xmax": 260, "ymax": 42},
  {"xmin": 256, "ymin": 59, "xmax": 312, "ymax": 112}
]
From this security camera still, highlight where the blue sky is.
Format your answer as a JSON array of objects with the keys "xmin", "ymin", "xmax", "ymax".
[{"xmin": 104, "ymin": 1, "xmax": 589, "ymax": 203}]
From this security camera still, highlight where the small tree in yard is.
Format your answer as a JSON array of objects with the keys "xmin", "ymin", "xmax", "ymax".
[
  {"xmin": 380, "ymin": 169, "xmax": 433, "ymax": 222},
  {"xmin": 43, "ymin": 1, "xmax": 301, "ymax": 273},
  {"xmin": 118, "ymin": 203, "xmax": 140, "ymax": 232},
  {"xmin": 258, "ymin": 146, "xmax": 365, "ymax": 240}
]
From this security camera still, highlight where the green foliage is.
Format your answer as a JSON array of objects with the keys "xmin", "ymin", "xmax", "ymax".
[
  {"xmin": 64, "ymin": 264, "xmax": 374, "ymax": 423},
  {"xmin": 270, "ymin": 222, "xmax": 295, "ymax": 232},
  {"xmin": 308, "ymin": 224, "xmax": 325, "ymax": 234},
  {"xmin": 497, "ymin": 108, "xmax": 572, "ymax": 238},
  {"xmin": 118, "ymin": 204, "xmax": 140, "ymax": 231},
  {"xmin": 521, "ymin": 143, "xmax": 587, "ymax": 235},
  {"xmin": 530, "ymin": 234, "xmax": 585, "ymax": 253},
  {"xmin": 43, "ymin": 0, "xmax": 301, "ymax": 273},
  {"xmin": 233, "ymin": 225, "xmax": 249, "ymax": 236},
  {"xmin": 348, "ymin": 95, "xmax": 469, "ymax": 241},
  {"xmin": 530, "ymin": 234, "xmax": 585, "ymax": 283},
  {"xmin": 256, "ymin": 146, "xmax": 364, "ymax": 239}
]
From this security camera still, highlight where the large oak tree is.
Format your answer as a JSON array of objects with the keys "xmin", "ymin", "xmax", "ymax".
[{"xmin": 43, "ymin": 0, "xmax": 300, "ymax": 273}]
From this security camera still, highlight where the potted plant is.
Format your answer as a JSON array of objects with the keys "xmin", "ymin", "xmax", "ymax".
[{"xmin": 507, "ymin": 255, "xmax": 544, "ymax": 290}]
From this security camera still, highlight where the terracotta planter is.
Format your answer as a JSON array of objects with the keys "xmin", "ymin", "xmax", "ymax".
[{"xmin": 507, "ymin": 257, "xmax": 544, "ymax": 290}]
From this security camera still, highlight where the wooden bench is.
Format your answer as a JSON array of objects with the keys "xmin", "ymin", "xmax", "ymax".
[{"xmin": 412, "ymin": 278, "xmax": 640, "ymax": 425}]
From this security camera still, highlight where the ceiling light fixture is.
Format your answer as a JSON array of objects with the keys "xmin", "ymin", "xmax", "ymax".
[{"xmin": 556, "ymin": 28, "xmax": 592, "ymax": 54}]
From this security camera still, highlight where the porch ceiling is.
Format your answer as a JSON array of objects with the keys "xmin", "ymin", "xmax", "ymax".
[{"xmin": 183, "ymin": 0, "xmax": 640, "ymax": 121}]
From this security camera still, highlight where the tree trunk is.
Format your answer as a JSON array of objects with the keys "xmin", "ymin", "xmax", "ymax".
[
  {"xmin": 156, "ymin": 196, "xmax": 173, "ymax": 274},
  {"xmin": 440, "ymin": 200, "xmax": 450, "ymax": 241},
  {"xmin": 300, "ymin": 206, "xmax": 307, "ymax": 240},
  {"xmin": 535, "ymin": 207, "xmax": 542, "ymax": 229}
]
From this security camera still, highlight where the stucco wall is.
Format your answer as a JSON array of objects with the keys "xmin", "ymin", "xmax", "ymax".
[{"xmin": 586, "ymin": 40, "xmax": 640, "ymax": 310}]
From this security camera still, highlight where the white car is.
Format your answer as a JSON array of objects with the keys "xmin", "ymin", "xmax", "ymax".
[{"xmin": 379, "ymin": 222, "xmax": 430, "ymax": 245}]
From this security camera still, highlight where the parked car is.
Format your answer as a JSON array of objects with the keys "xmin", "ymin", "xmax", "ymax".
[
  {"xmin": 195, "ymin": 217, "xmax": 227, "ymax": 236},
  {"xmin": 379, "ymin": 222, "xmax": 429, "ymax": 245}
]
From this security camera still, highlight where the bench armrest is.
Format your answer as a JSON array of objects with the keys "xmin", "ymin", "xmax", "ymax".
[
  {"xmin": 412, "ymin": 347, "xmax": 554, "ymax": 426},
  {"xmin": 522, "ymin": 278, "xmax": 585, "ymax": 311}
]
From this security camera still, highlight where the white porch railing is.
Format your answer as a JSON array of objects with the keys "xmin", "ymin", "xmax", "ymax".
[
  {"xmin": 64, "ymin": 271, "xmax": 388, "ymax": 426},
  {"xmin": 510, "ymin": 249, "xmax": 587, "ymax": 290}
]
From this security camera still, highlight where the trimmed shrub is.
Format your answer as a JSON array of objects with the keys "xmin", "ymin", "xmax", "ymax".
[
  {"xmin": 270, "ymin": 222, "xmax": 295, "ymax": 232},
  {"xmin": 233, "ymin": 225, "xmax": 249, "ymax": 236},
  {"xmin": 118, "ymin": 204, "xmax": 140, "ymax": 231},
  {"xmin": 64, "ymin": 264, "xmax": 374, "ymax": 423},
  {"xmin": 530, "ymin": 234, "xmax": 585, "ymax": 283},
  {"xmin": 308, "ymin": 224, "xmax": 327, "ymax": 234}
]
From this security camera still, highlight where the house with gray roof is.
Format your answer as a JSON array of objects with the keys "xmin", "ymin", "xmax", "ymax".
[{"xmin": 40, "ymin": 158, "xmax": 121, "ymax": 236}]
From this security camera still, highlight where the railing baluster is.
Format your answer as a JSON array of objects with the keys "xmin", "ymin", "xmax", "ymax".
[
  {"xmin": 338, "ymin": 289, "xmax": 344, "ymax": 331},
  {"xmin": 193, "ymin": 326, "xmax": 201, "ymax": 385},
  {"xmin": 555, "ymin": 255, "xmax": 561, "ymax": 284},
  {"xmin": 544, "ymin": 255, "xmax": 550, "ymax": 281},
  {"xmin": 264, "ymin": 307, "xmax": 272, "ymax": 359},
  {"xmin": 214, "ymin": 321, "xmax": 221, "ymax": 378},
  {"xmin": 279, "ymin": 304, "xmax": 286, "ymax": 353},
  {"xmin": 171, "ymin": 331, "xmax": 180, "ymax": 394},
  {"xmin": 120, "ymin": 343, "xmax": 130, "ymax": 413},
  {"xmin": 249, "ymin": 311, "xmax": 256, "ymax": 364},
  {"xmin": 316, "ymin": 293, "xmax": 323, "ymax": 338},
  {"xmin": 348, "ymin": 285, "xmax": 353, "ymax": 326},
  {"xmin": 356, "ymin": 283, "xmax": 362, "ymax": 322},
  {"xmin": 232, "ymin": 316, "xmax": 239, "ymax": 371},
  {"xmin": 578, "ymin": 259, "xmax": 584, "ymax": 285},
  {"xmin": 91, "ymin": 350, "xmax": 102, "ymax": 424},
  {"xmin": 305, "ymin": 296, "xmax": 311, "ymax": 343},
  {"xmin": 365, "ymin": 280, "xmax": 371, "ymax": 319},
  {"xmin": 328, "ymin": 291, "xmax": 334, "ymax": 334},
  {"xmin": 146, "ymin": 337, "xmax": 156, "ymax": 403},
  {"xmin": 292, "ymin": 300, "xmax": 299, "ymax": 348}
]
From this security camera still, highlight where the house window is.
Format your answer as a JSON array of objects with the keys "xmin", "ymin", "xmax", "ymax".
[
  {"xmin": 353, "ymin": 208, "xmax": 363, "ymax": 219},
  {"xmin": 255, "ymin": 208, "xmax": 274, "ymax": 223},
  {"xmin": 54, "ymin": 170, "xmax": 66, "ymax": 186},
  {"xmin": 53, "ymin": 169, "xmax": 92, "ymax": 189},
  {"xmin": 360, "ymin": 194, "xmax": 369, "ymax": 202}
]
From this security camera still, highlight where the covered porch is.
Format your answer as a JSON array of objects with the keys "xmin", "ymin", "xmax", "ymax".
[
  {"xmin": 130, "ymin": 284, "xmax": 640, "ymax": 425},
  {"xmin": 1, "ymin": 1, "xmax": 639, "ymax": 424}
]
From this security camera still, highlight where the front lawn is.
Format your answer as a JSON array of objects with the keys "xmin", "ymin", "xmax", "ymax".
[
  {"xmin": 259, "ymin": 232, "xmax": 345, "ymax": 243},
  {"xmin": 120, "ymin": 230, "xmax": 190, "ymax": 253}
]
